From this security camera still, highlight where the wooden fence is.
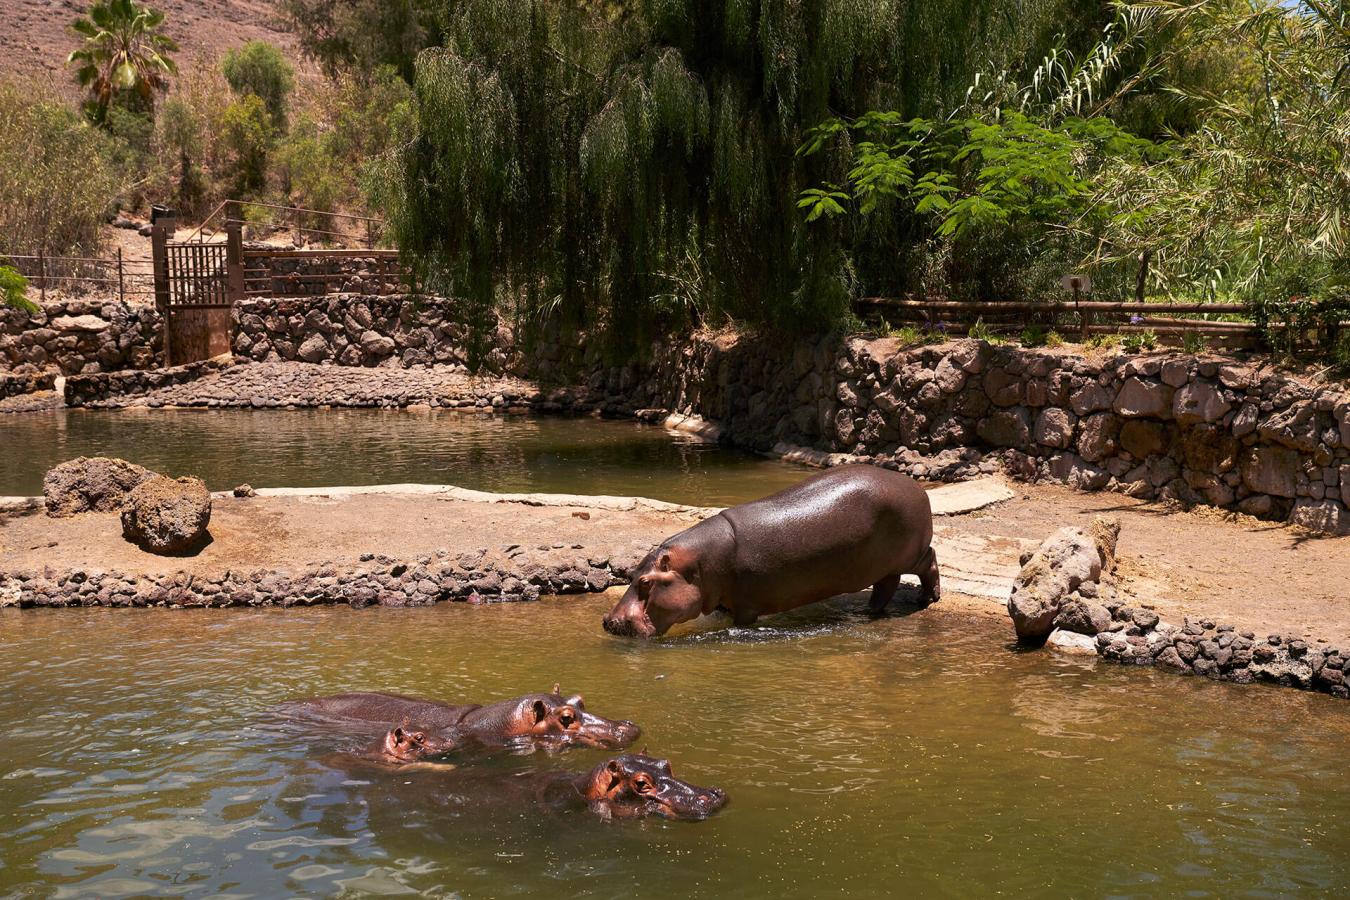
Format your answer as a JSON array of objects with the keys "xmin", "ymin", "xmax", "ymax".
[{"xmin": 855, "ymin": 297, "xmax": 1260, "ymax": 349}]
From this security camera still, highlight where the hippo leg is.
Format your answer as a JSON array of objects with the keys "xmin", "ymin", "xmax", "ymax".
[
  {"xmin": 916, "ymin": 546, "xmax": 941, "ymax": 605},
  {"xmin": 868, "ymin": 574, "xmax": 901, "ymax": 616}
]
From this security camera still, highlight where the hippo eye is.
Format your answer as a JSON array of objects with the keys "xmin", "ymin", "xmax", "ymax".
[
  {"xmin": 633, "ymin": 777, "xmax": 652, "ymax": 794},
  {"xmin": 559, "ymin": 710, "xmax": 577, "ymax": 728},
  {"xmin": 412, "ymin": 732, "xmax": 425, "ymax": 744}
]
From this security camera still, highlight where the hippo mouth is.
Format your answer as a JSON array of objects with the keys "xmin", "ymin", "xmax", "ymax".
[
  {"xmin": 602, "ymin": 610, "xmax": 658, "ymax": 639},
  {"xmin": 648, "ymin": 786, "xmax": 729, "ymax": 821}
]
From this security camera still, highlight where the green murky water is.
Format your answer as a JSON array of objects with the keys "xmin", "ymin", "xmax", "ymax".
[
  {"xmin": 2, "ymin": 599, "xmax": 1349, "ymax": 898},
  {"xmin": 2, "ymin": 409, "xmax": 808, "ymax": 505}
]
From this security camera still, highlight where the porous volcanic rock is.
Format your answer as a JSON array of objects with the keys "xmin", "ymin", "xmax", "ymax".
[
  {"xmin": 44, "ymin": 457, "xmax": 156, "ymax": 517},
  {"xmin": 1007, "ymin": 516, "xmax": 1120, "ymax": 643},
  {"xmin": 120, "ymin": 475, "xmax": 212, "ymax": 554}
]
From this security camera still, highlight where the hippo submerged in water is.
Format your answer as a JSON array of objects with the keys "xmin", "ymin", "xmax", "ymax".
[
  {"xmin": 278, "ymin": 687, "xmax": 640, "ymax": 760},
  {"xmin": 604, "ymin": 464, "xmax": 939, "ymax": 637},
  {"xmin": 332, "ymin": 751, "xmax": 728, "ymax": 822}
]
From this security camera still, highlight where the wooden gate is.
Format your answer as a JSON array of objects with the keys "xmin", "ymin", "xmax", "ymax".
[{"xmin": 152, "ymin": 210, "xmax": 244, "ymax": 366}]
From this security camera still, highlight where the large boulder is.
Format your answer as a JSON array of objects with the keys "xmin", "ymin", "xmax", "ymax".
[
  {"xmin": 120, "ymin": 475, "xmax": 212, "ymax": 554},
  {"xmin": 1007, "ymin": 517, "xmax": 1120, "ymax": 643},
  {"xmin": 44, "ymin": 457, "xmax": 155, "ymax": 517}
]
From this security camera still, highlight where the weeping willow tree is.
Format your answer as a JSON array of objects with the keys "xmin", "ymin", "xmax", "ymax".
[{"xmin": 381, "ymin": 0, "xmax": 1109, "ymax": 354}]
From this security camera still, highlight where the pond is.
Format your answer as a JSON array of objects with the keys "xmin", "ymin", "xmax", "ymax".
[
  {"xmin": 2, "ymin": 409, "xmax": 808, "ymax": 506},
  {"xmin": 2, "ymin": 598, "xmax": 1349, "ymax": 897}
]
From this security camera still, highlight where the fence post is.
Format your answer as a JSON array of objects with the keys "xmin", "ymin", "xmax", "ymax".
[
  {"xmin": 151, "ymin": 209, "xmax": 176, "ymax": 365},
  {"xmin": 117, "ymin": 247, "xmax": 124, "ymax": 303},
  {"xmin": 225, "ymin": 213, "xmax": 245, "ymax": 305},
  {"xmin": 38, "ymin": 251, "xmax": 46, "ymax": 304}
]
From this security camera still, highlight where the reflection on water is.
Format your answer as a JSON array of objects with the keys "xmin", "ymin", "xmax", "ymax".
[
  {"xmin": 1, "ymin": 409, "xmax": 809, "ymax": 505},
  {"xmin": 2, "ymin": 600, "xmax": 1350, "ymax": 897}
]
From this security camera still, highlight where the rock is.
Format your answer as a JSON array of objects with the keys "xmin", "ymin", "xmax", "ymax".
[
  {"xmin": 1290, "ymin": 499, "xmax": 1350, "ymax": 535},
  {"xmin": 1007, "ymin": 516, "xmax": 1119, "ymax": 643},
  {"xmin": 934, "ymin": 356, "xmax": 966, "ymax": 393},
  {"xmin": 296, "ymin": 333, "xmax": 329, "ymax": 363},
  {"xmin": 1045, "ymin": 629, "xmax": 1099, "ymax": 656},
  {"xmin": 1120, "ymin": 420, "xmax": 1169, "ymax": 458},
  {"xmin": 1054, "ymin": 597, "xmax": 1113, "ymax": 635},
  {"xmin": 360, "ymin": 330, "xmax": 396, "ymax": 358},
  {"xmin": 1035, "ymin": 408, "xmax": 1075, "ymax": 449},
  {"xmin": 1076, "ymin": 413, "xmax": 1119, "ymax": 462},
  {"xmin": 977, "ymin": 408, "xmax": 1031, "ymax": 449},
  {"xmin": 948, "ymin": 340, "xmax": 988, "ymax": 374},
  {"xmin": 120, "ymin": 475, "xmax": 212, "ymax": 554},
  {"xmin": 232, "ymin": 483, "xmax": 257, "ymax": 498},
  {"xmin": 1160, "ymin": 358, "xmax": 1191, "ymax": 388},
  {"xmin": 1240, "ymin": 446, "xmax": 1299, "ymax": 498},
  {"xmin": 1115, "ymin": 377, "xmax": 1172, "ymax": 419},
  {"xmin": 44, "ymin": 457, "xmax": 156, "ymax": 517},
  {"xmin": 1172, "ymin": 380, "xmax": 1231, "ymax": 425},
  {"xmin": 1070, "ymin": 381, "xmax": 1114, "ymax": 416},
  {"xmin": 51, "ymin": 315, "xmax": 109, "ymax": 332},
  {"xmin": 983, "ymin": 369, "xmax": 1023, "ymax": 406}
]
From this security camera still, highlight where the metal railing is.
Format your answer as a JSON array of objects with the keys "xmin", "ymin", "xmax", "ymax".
[
  {"xmin": 2, "ymin": 250, "xmax": 154, "ymax": 303},
  {"xmin": 182, "ymin": 199, "xmax": 387, "ymax": 249}
]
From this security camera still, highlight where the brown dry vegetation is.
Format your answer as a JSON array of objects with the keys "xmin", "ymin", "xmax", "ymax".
[{"xmin": 4, "ymin": 0, "xmax": 306, "ymax": 93}]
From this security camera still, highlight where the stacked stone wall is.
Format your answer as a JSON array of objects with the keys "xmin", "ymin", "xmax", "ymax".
[
  {"xmin": 244, "ymin": 250, "xmax": 406, "ymax": 297},
  {"xmin": 0, "ymin": 371, "xmax": 56, "ymax": 399},
  {"xmin": 232, "ymin": 294, "xmax": 518, "ymax": 374},
  {"xmin": 592, "ymin": 334, "xmax": 1350, "ymax": 534},
  {"xmin": 0, "ymin": 299, "xmax": 161, "ymax": 375}
]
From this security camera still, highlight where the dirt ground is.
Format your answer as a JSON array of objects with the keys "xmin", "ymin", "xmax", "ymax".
[
  {"xmin": 3, "ymin": 480, "xmax": 1346, "ymax": 642},
  {"xmin": 949, "ymin": 483, "xmax": 1350, "ymax": 642},
  {"xmin": 0, "ymin": 492, "xmax": 694, "ymax": 579},
  {"xmin": 6, "ymin": 0, "xmax": 309, "ymax": 99}
]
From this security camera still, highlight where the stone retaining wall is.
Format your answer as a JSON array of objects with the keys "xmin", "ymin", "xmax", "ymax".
[
  {"xmin": 595, "ymin": 334, "xmax": 1350, "ymax": 534},
  {"xmin": 64, "ymin": 357, "xmax": 235, "ymax": 407},
  {"xmin": 0, "ymin": 370, "xmax": 56, "ymax": 399},
  {"xmin": 245, "ymin": 250, "xmax": 407, "ymax": 297},
  {"xmin": 0, "ymin": 299, "xmax": 161, "ymax": 375},
  {"xmin": 0, "ymin": 542, "xmax": 645, "ymax": 610},
  {"xmin": 232, "ymin": 294, "xmax": 518, "ymax": 373}
]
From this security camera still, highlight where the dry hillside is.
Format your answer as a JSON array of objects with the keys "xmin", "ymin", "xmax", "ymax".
[{"xmin": 5, "ymin": 0, "xmax": 307, "ymax": 93}]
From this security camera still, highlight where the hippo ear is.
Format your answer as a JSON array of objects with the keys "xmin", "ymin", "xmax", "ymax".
[
  {"xmin": 551, "ymin": 682, "xmax": 560, "ymax": 696},
  {"xmin": 392, "ymin": 726, "xmax": 407, "ymax": 744},
  {"xmin": 657, "ymin": 552, "xmax": 671, "ymax": 572},
  {"xmin": 532, "ymin": 699, "xmax": 548, "ymax": 724}
]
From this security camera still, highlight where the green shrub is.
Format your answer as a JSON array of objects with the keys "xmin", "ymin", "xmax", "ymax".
[
  {"xmin": 0, "ymin": 82, "xmax": 122, "ymax": 256},
  {"xmin": 1181, "ymin": 331, "xmax": 1206, "ymax": 354},
  {"xmin": 220, "ymin": 94, "xmax": 274, "ymax": 194},
  {"xmin": 1019, "ymin": 325, "xmax": 1048, "ymax": 347},
  {"xmin": 222, "ymin": 41, "xmax": 294, "ymax": 130},
  {"xmin": 968, "ymin": 317, "xmax": 1000, "ymax": 343},
  {"xmin": 0, "ymin": 264, "xmax": 36, "ymax": 313}
]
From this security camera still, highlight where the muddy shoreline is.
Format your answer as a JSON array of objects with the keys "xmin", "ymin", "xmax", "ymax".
[{"xmin": 3, "ymin": 480, "xmax": 1348, "ymax": 702}]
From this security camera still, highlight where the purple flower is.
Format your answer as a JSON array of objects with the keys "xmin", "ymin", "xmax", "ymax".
[
  {"xmin": 935, "ymin": 320, "xmax": 949, "ymax": 332},
  {"xmin": 1129, "ymin": 314, "xmax": 1144, "ymax": 325}
]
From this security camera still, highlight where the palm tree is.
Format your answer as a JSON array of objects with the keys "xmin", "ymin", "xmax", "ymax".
[{"xmin": 67, "ymin": 0, "xmax": 178, "ymax": 124}]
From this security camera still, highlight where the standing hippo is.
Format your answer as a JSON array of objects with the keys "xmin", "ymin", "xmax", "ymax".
[
  {"xmin": 278, "ymin": 687, "xmax": 641, "ymax": 754},
  {"xmin": 603, "ymin": 464, "xmax": 939, "ymax": 638}
]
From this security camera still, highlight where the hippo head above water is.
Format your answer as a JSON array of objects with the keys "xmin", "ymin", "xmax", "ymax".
[
  {"xmin": 371, "ymin": 725, "xmax": 458, "ymax": 764},
  {"xmin": 603, "ymin": 547, "xmax": 706, "ymax": 639},
  {"xmin": 463, "ymin": 686, "xmax": 641, "ymax": 752},
  {"xmin": 581, "ymin": 753, "xmax": 728, "ymax": 821}
]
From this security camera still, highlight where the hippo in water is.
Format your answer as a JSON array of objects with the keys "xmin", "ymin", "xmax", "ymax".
[
  {"xmin": 349, "ymin": 724, "xmax": 460, "ymax": 767},
  {"xmin": 603, "ymin": 464, "xmax": 939, "ymax": 637},
  {"xmin": 329, "ymin": 751, "xmax": 728, "ymax": 822},
  {"xmin": 278, "ymin": 687, "xmax": 641, "ymax": 754}
]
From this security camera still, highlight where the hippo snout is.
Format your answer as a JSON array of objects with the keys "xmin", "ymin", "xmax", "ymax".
[
  {"xmin": 602, "ymin": 611, "xmax": 655, "ymax": 639},
  {"xmin": 615, "ymin": 720, "xmax": 641, "ymax": 745}
]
